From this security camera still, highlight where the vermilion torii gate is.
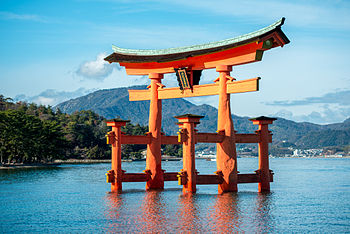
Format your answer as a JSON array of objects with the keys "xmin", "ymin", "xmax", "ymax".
[{"xmin": 104, "ymin": 18, "xmax": 289, "ymax": 194}]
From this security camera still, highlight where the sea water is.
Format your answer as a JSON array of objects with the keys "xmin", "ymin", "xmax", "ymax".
[{"xmin": 0, "ymin": 158, "xmax": 349, "ymax": 233}]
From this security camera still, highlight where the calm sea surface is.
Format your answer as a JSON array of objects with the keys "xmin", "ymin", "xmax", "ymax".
[{"xmin": 0, "ymin": 158, "xmax": 349, "ymax": 233}]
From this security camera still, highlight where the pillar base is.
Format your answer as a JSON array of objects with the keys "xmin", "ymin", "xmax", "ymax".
[
  {"xmin": 146, "ymin": 168, "xmax": 164, "ymax": 190},
  {"xmin": 218, "ymin": 183, "xmax": 238, "ymax": 194}
]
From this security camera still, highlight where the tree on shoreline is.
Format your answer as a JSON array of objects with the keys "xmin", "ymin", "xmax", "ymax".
[
  {"xmin": 0, "ymin": 95, "xmax": 190, "ymax": 164},
  {"xmin": 0, "ymin": 109, "xmax": 67, "ymax": 164},
  {"xmin": 0, "ymin": 97, "xmax": 110, "ymax": 164}
]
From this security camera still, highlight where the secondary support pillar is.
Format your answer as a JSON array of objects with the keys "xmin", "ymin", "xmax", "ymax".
[
  {"xmin": 146, "ymin": 73, "xmax": 164, "ymax": 190},
  {"xmin": 175, "ymin": 114, "xmax": 204, "ymax": 194},
  {"xmin": 106, "ymin": 119, "xmax": 129, "ymax": 192},
  {"xmin": 250, "ymin": 116, "xmax": 276, "ymax": 192},
  {"xmin": 216, "ymin": 65, "xmax": 238, "ymax": 193}
]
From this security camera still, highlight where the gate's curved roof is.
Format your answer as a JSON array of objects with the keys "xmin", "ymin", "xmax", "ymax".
[{"xmin": 105, "ymin": 18, "xmax": 289, "ymax": 64}]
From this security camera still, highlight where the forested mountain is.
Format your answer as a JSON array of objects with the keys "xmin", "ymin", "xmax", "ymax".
[
  {"xmin": 56, "ymin": 86, "xmax": 350, "ymax": 149},
  {"xmin": 56, "ymin": 85, "xmax": 259, "ymax": 135},
  {"xmin": 0, "ymin": 95, "xmax": 180, "ymax": 164},
  {"xmin": 0, "ymin": 96, "xmax": 110, "ymax": 164},
  {"xmin": 1, "ymin": 87, "xmax": 349, "ymax": 164}
]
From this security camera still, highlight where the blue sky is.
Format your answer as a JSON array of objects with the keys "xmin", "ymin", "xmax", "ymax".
[{"xmin": 1, "ymin": 0, "xmax": 349, "ymax": 124}]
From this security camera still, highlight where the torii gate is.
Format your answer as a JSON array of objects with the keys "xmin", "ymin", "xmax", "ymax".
[{"xmin": 104, "ymin": 18, "xmax": 289, "ymax": 194}]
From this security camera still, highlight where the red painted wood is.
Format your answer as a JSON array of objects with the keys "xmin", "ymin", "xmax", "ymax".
[
  {"xmin": 196, "ymin": 133, "xmax": 224, "ymax": 143},
  {"xmin": 235, "ymin": 133, "xmax": 260, "ymax": 143},
  {"xmin": 251, "ymin": 118, "xmax": 276, "ymax": 192},
  {"xmin": 120, "ymin": 42, "xmax": 264, "ymax": 75},
  {"xmin": 106, "ymin": 120, "xmax": 128, "ymax": 192},
  {"xmin": 121, "ymin": 135, "xmax": 151, "ymax": 144},
  {"xmin": 161, "ymin": 136, "xmax": 181, "ymax": 145},
  {"xmin": 237, "ymin": 174, "xmax": 259, "ymax": 183},
  {"xmin": 146, "ymin": 74, "xmax": 164, "ymax": 190},
  {"xmin": 163, "ymin": 172, "xmax": 178, "ymax": 181},
  {"xmin": 122, "ymin": 173, "xmax": 151, "ymax": 182},
  {"xmin": 216, "ymin": 65, "xmax": 238, "ymax": 193},
  {"xmin": 197, "ymin": 175, "xmax": 223, "ymax": 185}
]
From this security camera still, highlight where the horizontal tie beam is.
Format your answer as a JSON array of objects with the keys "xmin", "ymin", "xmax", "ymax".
[
  {"xmin": 121, "ymin": 135, "xmax": 151, "ymax": 144},
  {"xmin": 177, "ymin": 173, "xmax": 273, "ymax": 185},
  {"xmin": 195, "ymin": 132, "xmax": 272, "ymax": 144},
  {"xmin": 129, "ymin": 77, "xmax": 260, "ymax": 101},
  {"xmin": 196, "ymin": 133, "xmax": 225, "ymax": 143},
  {"xmin": 197, "ymin": 174, "xmax": 224, "ymax": 185},
  {"xmin": 122, "ymin": 173, "xmax": 150, "ymax": 182},
  {"xmin": 237, "ymin": 173, "xmax": 260, "ymax": 183},
  {"xmin": 161, "ymin": 136, "xmax": 180, "ymax": 145},
  {"xmin": 235, "ymin": 133, "xmax": 260, "ymax": 143},
  {"xmin": 118, "ymin": 133, "xmax": 271, "ymax": 145}
]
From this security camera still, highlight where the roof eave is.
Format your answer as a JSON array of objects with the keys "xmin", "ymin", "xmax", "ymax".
[{"xmin": 104, "ymin": 17, "xmax": 290, "ymax": 64}]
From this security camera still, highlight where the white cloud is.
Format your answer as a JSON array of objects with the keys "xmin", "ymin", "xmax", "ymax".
[
  {"xmin": 0, "ymin": 11, "xmax": 47, "ymax": 22},
  {"xmin": 33, "ymin": 96, "xmax": 55, "ymax": 106},
  {"xmin": 274, "ymin": 109, "xmax": 294, "ymax": 120},
  {"xmin": 274, "ymin": 104, "xmax": 350, "ymax": 124},
  {"xmin": 76, "ymin": 53, "xmax": 117, "ymax": 80},
  {"xmin": 266, "ymin": 90, "xmax": 350, "ymax": 123},
  {"xmin": 15, "ymin": 88, "xmax": 95, "ymax": 106},
  {"xmin": 266, "ymin": 90, "xmax": 350, "ymax": 106}
]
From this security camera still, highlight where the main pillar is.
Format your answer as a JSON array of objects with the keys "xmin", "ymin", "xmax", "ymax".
[
  {"xmin": 175, "ymin": 114, "xmax": 204, "ymax": 194},
  {"xmin": 216, "ymin": 65, "xmax": 238, "ymax": 193},
  {"xmin": 146, "ymin": 73, "xmax": 164, "ymax": 190},
  {"xmin": 250, "ymin": 116, "xmax": 276, "ymax": 192},
  {"xmin": 106, "ymin": 119, "xmax": 129, "ymax": 192}
]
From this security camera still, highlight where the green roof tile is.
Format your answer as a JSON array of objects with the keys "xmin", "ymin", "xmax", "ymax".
[{"xmin": 112, "ymin": 18, "xmax": 286, "ymax": 56}]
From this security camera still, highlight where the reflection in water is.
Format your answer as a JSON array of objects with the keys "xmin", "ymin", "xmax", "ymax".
[
  {"xmin": 104, "ymin": 190, "xmax": 170, "ymax": 233},
  {"xmin": 105, "ymin": 193, "xmax": 124, "ymax": 219},
  {"xmin": 104, "ymin": 192, "xmax": 124, "ymax": 232},
  {"xmin": 104, "ymin": 189, "xmax": 275, "ymax": 233},
  {"xmin": 177, "ymin": 194, "xmax": 202, "ymax": 232},
  {"xmin": 207, "ymin": 193, "xmax": 242, "ymax": 232},
  {"xmin": 254, "ymin": 193, "xmax": 275, "ymax": 233},
  {"xmin": 138, "ymin": 191, "xmax": 167, "ymax": 232}
]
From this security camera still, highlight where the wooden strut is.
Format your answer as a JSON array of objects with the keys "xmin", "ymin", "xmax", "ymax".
[
  {"xmin": 119, "ymin": 132, "xmax": 272, "ymax": 145},
  {"xmin": 129, "ymin": 77, "xmax": 260, "ymax": 101},
  {"xmin": 105, "ymin": 114, "xmax": 275, "ymax": 194}
]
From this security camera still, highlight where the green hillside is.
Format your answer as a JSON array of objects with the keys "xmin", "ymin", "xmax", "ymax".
[
  {"xmin": 55, "ymin": 86, "xmax": 350, "ymax": 149},
  {"xmin": 56, "ymin": 85, "xmax": 253, "ymax": 135}
]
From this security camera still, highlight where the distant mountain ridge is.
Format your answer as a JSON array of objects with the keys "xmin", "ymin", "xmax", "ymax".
[{"xmin": 55, "ymin": 86, "xmax": 350, "ymax": 148}]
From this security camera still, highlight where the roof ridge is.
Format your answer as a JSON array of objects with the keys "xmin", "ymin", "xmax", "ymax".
[{"xmin": 112, "ymin": 17, "xmax": 285, "ymax": 56}]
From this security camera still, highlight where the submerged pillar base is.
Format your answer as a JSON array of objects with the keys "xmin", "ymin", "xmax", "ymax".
[
  {"xmin": 175, "ymin": 114, "xmax": 204, "ymax": 194},
  {"xmin": 146, "ymin": 73, "xmax": 164, "ymax": 190},
  {"xmin": 216, "ymin": 65, "xmax": 238, "ymax": 193},
  {"xmin": 250, "ymin": 116, "xmax": 276, "ymax": 193}
]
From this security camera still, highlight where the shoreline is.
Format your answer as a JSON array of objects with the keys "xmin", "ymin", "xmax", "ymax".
[
  {"xmin": 1, "ymin": 156, "xmax": 349, "ymax": 170},
  {"xmin": 0, "ymin": 163, "xmax": 61, "ymax": 170},
  {"xmin": 54, "ymin": 159, "xmax": 111, "ymax": 164}
]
